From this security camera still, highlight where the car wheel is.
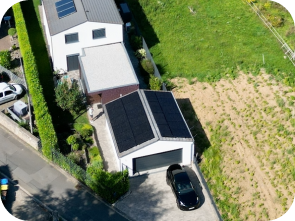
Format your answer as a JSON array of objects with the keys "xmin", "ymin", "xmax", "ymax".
[
  {"xmin": 166, "ymin": 177, "xmax": 170, "ymax": 185},
  {"xmin": 14, "ymin": 95, "xmax": 18, "ymax": 100}
]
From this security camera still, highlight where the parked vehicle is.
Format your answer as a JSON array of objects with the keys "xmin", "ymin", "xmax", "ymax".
[
  {"xmin": 1, "ymin": 178, "xmax": 8, "ymax": 201},
  {"xmin": 166, "ymin": 164, "xmax": 200, "ymax": 211},
  {"xmin": 0, "ymin": 82, "xmax": 23, "ymax": 105}
]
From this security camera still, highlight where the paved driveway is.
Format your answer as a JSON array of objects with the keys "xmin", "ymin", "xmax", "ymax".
[{"xmin": 115, "ymin": 167, "xmax": 221, "ymax": 221}]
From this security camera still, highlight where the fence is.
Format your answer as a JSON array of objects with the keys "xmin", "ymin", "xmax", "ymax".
[
  {"xmin": 0, "ymin": 65, "xmax": 26, "ymax": 87},
  {"xmin": 48, "ymin": 147, "xmax": 129, "ymax": 203},
  {"xmin": 246, "ymin": 1, "xmax": 295, "ymax": 66}
]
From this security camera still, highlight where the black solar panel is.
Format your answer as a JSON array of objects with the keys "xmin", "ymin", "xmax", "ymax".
[
  {"xmin": 55, "ymin": 0, "xmax": 76, "ymax": 19},
  {"xmin": 105, "ymin": 91, "xmax": 154, "ymax": 153},
  {"xmin": 144, "ymin": 91, "xmax": 191, "ymax": 138}
]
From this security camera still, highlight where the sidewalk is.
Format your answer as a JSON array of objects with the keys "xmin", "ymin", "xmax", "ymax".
[{"xmin": 0, "ymin": 125, "xmax": 129, "ymax": 221}]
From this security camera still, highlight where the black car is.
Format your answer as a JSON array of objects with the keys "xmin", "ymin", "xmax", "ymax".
[{"xmin": 166, "ymin": 164, "xmax": 200, "ymax": 211}]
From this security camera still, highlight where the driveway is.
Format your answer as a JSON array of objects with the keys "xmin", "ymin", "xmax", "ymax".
[{"xmin": 115, "ymin": 167, "xmax": 221, "ymax": 221}]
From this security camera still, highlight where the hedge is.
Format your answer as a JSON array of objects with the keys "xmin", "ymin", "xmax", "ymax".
[{"xmin": 12, "ymin": 3, "xmax": 58, "ymax": 158}]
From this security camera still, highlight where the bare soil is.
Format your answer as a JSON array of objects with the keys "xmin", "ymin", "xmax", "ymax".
[{"xmin": 172, "ymin": 73, "xmax": 295, "ymax": 220}]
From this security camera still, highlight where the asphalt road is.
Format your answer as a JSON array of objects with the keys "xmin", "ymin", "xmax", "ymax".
[{"xmin": 0, "ymin": 125, "xmax": 130, "ymax": 221}]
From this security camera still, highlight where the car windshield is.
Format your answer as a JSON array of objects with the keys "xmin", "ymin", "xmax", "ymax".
[
  {"xmin": 176, "ymin": 182, "xmax": 193, "ymax": 194},
  {"xmin": 9, "ymin": 85, "xmax": 16, "ymax": 91}
]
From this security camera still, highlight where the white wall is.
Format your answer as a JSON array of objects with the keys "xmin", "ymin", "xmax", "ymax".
[
  {"xmin": 42, "ymin": 4, "xmax": 53, "ymax": 58},
  {"xmin": 121, "ymin": 140, "xmax": 193, "ymax": 176},
  {"xmin": 51, "ymin": 21, "xmax": 123, "ymax": 70}
]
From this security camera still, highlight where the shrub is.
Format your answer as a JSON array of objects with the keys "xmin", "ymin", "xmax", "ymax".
[
  {"xmin": 129, "ymin": 35, "xmax": 142, "ymax": 51},
  {"xmin": 84, "ymin": 137, "xmax": 93, "ymax": 145},
  {"xmin": 0, "ymin": 51, "xmax": 11, "ymax": 68},
  {"xmin": 8, "ymin": 28, "xmax": 16, "ymax": 36},
  {"xmin": 66, "ymin": 135, "xmax": 77, "ymax": 146},
  {"xmin": 67, "ymin": 152, "xmax": 80, "ymax": 164},
  {"xmin": 141, "ymin": 59, "xmax": 154, "ymax": 75},
  {"xmin": 81, "ymin": 124, "xmax": 93, "ymax": 138},
  {"xmin": 135, "ymin": 48, "xmax": 146, "ymax": 59},
  {"xmin": 13, "ymin": 3, "xmax": 58, "ymax": 158},
  {"xmin": 266, "ymin": 15, "xmax": 284, "ymax": 28},
  {"xmin": 149, "ymin": 75, "xmax": 162, "ymax": 90},
  {"xmin": 88, "ymin": 146, "xmax": 99, "ymax": 160}
]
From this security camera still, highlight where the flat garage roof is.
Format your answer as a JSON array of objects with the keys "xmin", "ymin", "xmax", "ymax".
[{"xmin": 79, "ymin": 43, "xmax": 139, "ymax": 93}]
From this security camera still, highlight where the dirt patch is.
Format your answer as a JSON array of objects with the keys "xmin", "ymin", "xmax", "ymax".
[{"xmin": 172, "ymin": 73, "xmax": 295, "ymax": 220}]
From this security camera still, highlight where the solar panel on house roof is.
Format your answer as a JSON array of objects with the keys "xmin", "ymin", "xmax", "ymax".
[
  {"xmin": 55, "ymin": 0, "xmax": 77, "ymax": 19},
  {"xmin": 144, "ymin": 91, "xmax": 191, "ymax": 138},
  {"xmin": 105, "ymin": 91, "xmax": 155, "ymax": 153}
]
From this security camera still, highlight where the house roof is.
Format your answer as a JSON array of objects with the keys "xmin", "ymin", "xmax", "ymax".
[
  {"xmin": 104, "ymin": 90, "xmax": 193, "ymax": 158},
  {"xmin": 43, "ymin": 0, "xmax": 123, "ymax": 36},
  {"xmin": 79, "ymin": 43, "xmax": 139, "ymax": 93}
]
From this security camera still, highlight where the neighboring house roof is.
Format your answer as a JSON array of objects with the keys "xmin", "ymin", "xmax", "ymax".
[
  {"xmin": 79, "ymin": 43, "xmax": 139, "ymax": 93},
  {"xmin": 43, "ymin": 0, "xmax": 123, "ymax": 36},
  {"xmin": 104, "ymin": 90, "xmax": 193, "ymax": 158}
]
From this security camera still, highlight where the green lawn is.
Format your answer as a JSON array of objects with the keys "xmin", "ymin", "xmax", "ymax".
[{"xmin": 126, "ymin": 0, "xmax": 295, "ymax": 84}]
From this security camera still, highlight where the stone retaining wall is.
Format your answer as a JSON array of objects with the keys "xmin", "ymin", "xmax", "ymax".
[{"xmin": 0, "ymin": 111, "xmax": 40, "ymax": 150}]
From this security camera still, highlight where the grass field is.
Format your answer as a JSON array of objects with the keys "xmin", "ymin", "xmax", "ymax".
[
  {"xmin": 174, "ymin": 74, "xmax": 295, "ymax": 220},
  {"xmin": 126, "ymin": 0, "xmax": 295, "ymax": 84}
]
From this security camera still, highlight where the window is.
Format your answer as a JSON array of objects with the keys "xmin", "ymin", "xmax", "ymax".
[
  {"xmin": 65, "ymin": 33, "xmax": 78, "ymax": 44},
  {"xmin": 0, "ymin": 92, "xmax": 3, "ymax": 98},
  {"xmin": 4, "ymin": 91, "xmax": 13, "ymax": 96},
  {"xmin": 92, "ymin": 29, "xmax": 105, "ymax": 39}
]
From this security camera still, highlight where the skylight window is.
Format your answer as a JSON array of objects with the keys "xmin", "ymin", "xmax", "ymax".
[{"xmin": 55, "ymin": 0, "xmax": 77, "ymax": 19}]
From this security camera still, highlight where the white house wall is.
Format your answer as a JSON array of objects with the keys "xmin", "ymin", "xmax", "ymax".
[
  {"xmin": 51, "ymin": 22, "xmax": 123, "ymax": 70},
  {"xmin": 121, "ymin": 140, "xmax": 194, "ymax": 176},
  {"xmin": 42, "ymin": 3, "xmax": 53, "ymax": 58}
]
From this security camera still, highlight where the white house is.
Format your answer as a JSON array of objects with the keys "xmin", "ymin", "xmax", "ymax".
[
  {"xmin": 41, "ymin": 0, "xmax": 124, "ymax": 71},
  {"xmin": 103, "ymin": 90, "xmax": 194, "ymax": 176}
]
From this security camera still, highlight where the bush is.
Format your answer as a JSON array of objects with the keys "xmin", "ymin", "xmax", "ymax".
[
  {"xmin": 266, "ymin": 15, "xmax": 284, "ymax": 28},
  {"xmin": 74, "ymin": 123, "xmax": 93, "ymax": 138},
  {"xmin": 84, "ymin": 137, "xmax": 93, "ymax": 145},
  {"xmin": 129, "ymin": 35, "xmax": 142, "ymax": 51},
  {"xmin": 88, "ymin": 146, "xmax": 99, "ymax": 160},
  {"xmin": 140, "ymin": 59, "xmax": 154, "ymax": 75},
  {"xmin": 13, "ymin": 3, "xmax": 58, "ymax": 158},
  {"xmin": 0, "ymin": 51, "xmax": 11, "ymax": 68},
  {"xmin": 8, "ymin": 28, "xmax": 16, "ymax": 36},
  {"xmin": 66, "ymin": 135, "xmax": 77, "ymax": 146},
  {"xmin": 149, "ymin": 75, "xmax": 162, "ymax": 90}
]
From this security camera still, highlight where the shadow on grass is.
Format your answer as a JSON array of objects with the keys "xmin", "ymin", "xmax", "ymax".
[
  {"xmin": 176, "ymin": 98, "xmax": 211, "ymax": 156},
  {"xmin": 125, "ymin": 0, "xmax": 160, "ymax": 48},
  {"xmin": 20, "ymin": 1, "xmax": 56, "ymax": 118}
]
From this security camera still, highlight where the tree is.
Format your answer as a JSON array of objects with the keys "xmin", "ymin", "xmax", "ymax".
[
  {"xmin": 0, "ymin": 51, "xmax": 11, "ymax": 68},
  {"xmin": 55, "ymin": 81, "xmax": 83, "ymax": 114}
]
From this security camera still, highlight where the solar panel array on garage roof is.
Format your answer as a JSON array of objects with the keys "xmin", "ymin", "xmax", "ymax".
[
  {"xmin": 55, "ymin": 0, "xmax": 77, "ymax": 19},
  {"xmin": 144, "ymin": 91, "xmax": 191, "ymax": 138},
  {"xmin": 106, "ymin": 92, "xmax": 154, "ymax": 153}
]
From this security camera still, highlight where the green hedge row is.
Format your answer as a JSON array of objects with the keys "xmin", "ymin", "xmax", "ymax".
[
  {"xmin": 52, "ymin": 148, "xmax": 129, "ymax": 203},
  {"xmin": 12, "ymin": 3, "xmax": 58, "ymax": 158}
]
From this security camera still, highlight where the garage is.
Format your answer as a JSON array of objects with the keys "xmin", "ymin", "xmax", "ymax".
[
  {"xmin": 133, "ymin": 149, "xmax": 182, "ymax": 172},
  {"xmin": 104, "ymin": 90, "xmax": 194, "ymax": 176}
]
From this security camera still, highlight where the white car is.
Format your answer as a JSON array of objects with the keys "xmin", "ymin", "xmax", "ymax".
[{"xmin": 0, "ymin": 82, "xmax": 23, "ymax": 105}]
